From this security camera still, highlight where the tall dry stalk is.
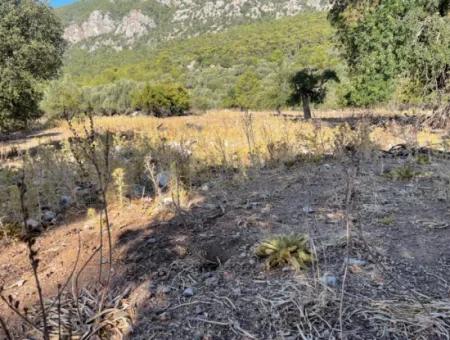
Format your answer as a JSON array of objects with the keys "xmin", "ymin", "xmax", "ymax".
[
  {"xmin": 65, "ymin": 113, "xmax": 114, "ymax": 288},
  {"xmin": 17, "ymin": 171, "xmax": 50, "ymax": 340}
]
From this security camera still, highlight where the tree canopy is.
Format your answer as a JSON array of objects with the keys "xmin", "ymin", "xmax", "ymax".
[
  {"xmin": 329, "ymin": 0, "xmax": 450, "ymax": 107},
  {"xmin": 132, "ymin": 84, "xmax": 190, "ymax": 117},
  {"xmin": 289, "ymin": 68, "xmax": 339, "ymax": 119},
  {"xmin": 0, "ymin": 0, "xmax": 65, "ymax": 131}
]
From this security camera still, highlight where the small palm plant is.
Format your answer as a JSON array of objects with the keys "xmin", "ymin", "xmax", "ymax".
[{"xmin": 255, "ymin": 234, "xmax": 313, "ymax": 271}]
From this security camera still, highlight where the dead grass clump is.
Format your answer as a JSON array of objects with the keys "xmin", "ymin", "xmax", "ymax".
[
  {"xmin": 362, "ymin": 297, "xmax": 450, "ymax": 338},
  {"xmin": 255, "ymin": 234, "xmax": 313, "ymax": 270},
  {"xmin": 30, "ymin": 288, "xmax": 132, "ymax": 339}
]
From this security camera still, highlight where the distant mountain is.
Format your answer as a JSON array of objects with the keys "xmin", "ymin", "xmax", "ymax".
[{"xmin": 57, "ymin": 0, "xmax": 329, "ymax": 51}]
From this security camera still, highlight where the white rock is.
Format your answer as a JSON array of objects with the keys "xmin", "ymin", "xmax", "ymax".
[{"xmin": 182, "ymin": 287, "xmax": 195, "ymax": 297}]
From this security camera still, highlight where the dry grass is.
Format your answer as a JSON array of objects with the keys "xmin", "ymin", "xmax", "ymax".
[
  {"xmin": 55, "ymin": 110, "xmax": 444, "ymax": 167},
  {"xmin": 1, "ymin": 108, "xmax": 449, "ymax": 339}
]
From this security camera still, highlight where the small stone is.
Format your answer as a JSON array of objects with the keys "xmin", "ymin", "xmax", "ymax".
[
  {"xmin": 183, "ymin": 287, "xmax": 195, "ymax": 297},
  {"xmin": 201, "ymin": 184, "xmax": 209, "ymax": 191},
  {"xmin": 204, "ymin": 277, "xmax": 218, "ymax": 287},
  {"xmin": 156, "ymin": 172, "xmax": 170, "ymax": 190},
  {"xmin": 248, "ymin": 259, "xmax": 256, "ymax": 265},
  {"xmin": 158, "ymin": 285, "xmax": 171, "ymax": 294},
  {"xmin": 26, "ymin": 219, "xmax": 42, "ymax": 232},
  {"xmin": 146, "ymin": 237, "xmax": 157, "ymax": 244},
  {"xmin": 302, "ymin": 205, "xmax": 315, "ymax": 214},
  {"xmin": 320, "ymin": 274, "xmax": 337, "ymax": 287},
  {"xmin": 195, "ymin": 305, "xmax": 204, "ymax": 315},
  {"xmin": 41, "ymin": 210, "xmax": 56, "ymax": 224},
  {"xmin": 158, "ymin": 312, "xmax": 170, "ymax": 321},
  {"xmin": 59, "ymin": 195, "xmax": 72, "ymax": 209},
  {"xmin": 347, "ymin": 258, "xmax": 368, "ymax": 266}
]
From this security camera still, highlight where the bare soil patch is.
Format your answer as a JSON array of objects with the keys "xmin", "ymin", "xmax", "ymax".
[{"xmin": 2, "ymin": 142, "xmax": 450, "ymax": 338}]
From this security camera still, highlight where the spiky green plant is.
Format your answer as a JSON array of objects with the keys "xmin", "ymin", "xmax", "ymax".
[
  {"xmin": 255, "ymin": 234, "xmax": 313, "ymax": 271},
  {"xmin": 385, "ymin": 165, "xmax": 417, "ymax": 181}
]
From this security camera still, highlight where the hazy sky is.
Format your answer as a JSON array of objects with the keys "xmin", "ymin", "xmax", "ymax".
[{"xmin": 50, "ymin": 0, "xmax": 78, "ymax": 8}]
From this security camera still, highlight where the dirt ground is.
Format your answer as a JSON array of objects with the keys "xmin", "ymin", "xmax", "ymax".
[{"xmin": 1, "ymin": 135, "xmax": 450, "ymax": 339}]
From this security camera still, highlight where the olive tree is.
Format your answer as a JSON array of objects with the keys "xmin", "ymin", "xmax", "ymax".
[
  {"xmin": 288, "ymin": 68, "xmax": 339, "ymax": 119},
  {"xmin": 0, "ymin": 0, "xmax": 65, "ymax": 131}
]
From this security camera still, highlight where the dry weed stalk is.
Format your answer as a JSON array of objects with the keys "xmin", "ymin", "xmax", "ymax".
[
  {"xmin": 338, "ymin": 162, "xmax": 357, "ymax": 339},
  {"xmin": 241, "ymin": 110, "xmax": 257, "ymax": 164},
  {"xmin": 17, "ymin": 170, "xmax": 50, "ymax": 340},
  {"xmin": 65, "ymin": 112, "xmax": 114, "ymax": 288}
]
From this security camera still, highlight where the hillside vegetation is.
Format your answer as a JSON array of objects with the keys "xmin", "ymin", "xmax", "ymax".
[{"xmin": 48, "ymin": 12, "xmax": 341, "ymax": 112}]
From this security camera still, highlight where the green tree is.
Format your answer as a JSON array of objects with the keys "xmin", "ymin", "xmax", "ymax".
[
  {"xmin": 132, "ymin": 84, "xmax": 190, "ymax": 117},
  {"xmin": 234, "ymin": 70, "xmax": 261, "ymax": 110},
  {"xmin": 0, "ymin": 0, "xmax": 65, "ymax": 131},
  {"xmin": 288, "ymin": 68, "xmax": 339, "ymax": 119},
  {"xmin": 41, "ymin": 78, "xmax": 82, "ymax": 118},
  {"xmin": 84, "ymin": 80, "xmax": 138, "ymax": 115},
  {"xmin": 329, "ymin": 0, "xmax": 449, "ymax": 108}
]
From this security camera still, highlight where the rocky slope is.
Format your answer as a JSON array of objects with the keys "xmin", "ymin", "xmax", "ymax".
[{"xmin": 57, "ymin": 0, "xmax": 329, "ymax": 51}]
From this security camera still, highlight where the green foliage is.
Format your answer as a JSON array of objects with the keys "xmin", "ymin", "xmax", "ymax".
[
  {"xmin": 384, "ymin": 165, "xmax": 417, "ymax": 180},
  {"xmin": 233, "ymin": 70, "xmax": 262, "ymax": 110},
  {"xmin": 255, "ymin": 234, "xmax": 313, "ymax": 271},
  {"xmin": 330, "ymin": 0, "xmax": 450, "ymax": 107},
  {"xmin": 41, "ymin": 77, "xmax": 82, "ymax": 118},
  {"xmin": 61, "ymin": 12, "xmax": 340, "ymax": 111},
  {"xmin": 0, "ymin": 0, "xmax": 65, "ymax": 131},
  {"xmin": 84, "ymin": 80, "xmax": 138, "ymax": 115},
  {"xmin": 131, "ymin": 84, "xmax": 190, "ymax": 116},
  {"xmin": 288, "ymin": 68, "xmax": 339, "ymax": 118}
]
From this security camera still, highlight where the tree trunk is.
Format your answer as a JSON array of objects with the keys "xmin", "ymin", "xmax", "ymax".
[{"xmin": 301, "ymin": 94, "xmax": 312, "ymax": 120}]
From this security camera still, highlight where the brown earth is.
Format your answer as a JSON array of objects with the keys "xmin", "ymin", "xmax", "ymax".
[{"xmin": 1, "ymin": 143, "xmax": 450, "ymax": 339}]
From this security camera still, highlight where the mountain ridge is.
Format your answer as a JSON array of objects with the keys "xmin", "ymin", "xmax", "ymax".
[{"xmin": 57, "ymin": 0, "xmax": 329, "ymax": 51}]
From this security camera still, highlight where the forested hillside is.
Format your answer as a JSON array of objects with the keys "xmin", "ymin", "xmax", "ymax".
[{"xmin": 46, "ymin": 12, "xmax": 341, "ymax": 112}]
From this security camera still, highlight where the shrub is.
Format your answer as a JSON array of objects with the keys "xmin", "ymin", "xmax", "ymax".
[
  {"xmin": 255, "ymin": 234, "xmax": 313, "ymax": 270},
  {"xmin": 132, "ymin": 84, "xmax": 190, "ymax": 117},
  {"xmin": 84, "ymin": 80, "xmax": 138, "ymax": 115},
  {"xmin": 384, "ymin": 165, "xmax": 417, "ymax": 180}
]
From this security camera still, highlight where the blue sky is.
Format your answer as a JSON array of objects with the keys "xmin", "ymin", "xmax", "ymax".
[{"xmin": 50, "ymin": 0, "xmax": 78, "ymax": 8}]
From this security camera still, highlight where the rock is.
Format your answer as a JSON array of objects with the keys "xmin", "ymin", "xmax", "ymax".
[
  {"xmin": 320, "ymin": 274, "xmax": 337, "ymax": 287},
  {"xmin": 75, "ymin": 182, "xmax": 99, "ymax": 204},
  {"xmin": 145, "ymin": 237, "xmax": 157, "ymax": 244},
  {"xmin": 182, "ymin": 287, "xmax": 195, "ymax": 297},
  {"xmin": 204, "ymin": 277, "xmax": 218, "ymax": 287},
  {"xmin": 245, "ymin": 202, "xmax": 259, "ymax": 210},
  {"xmin": 302, "ymin": 205, "xmax": 315, "ymax": 214},
  {"xmin": 41, "ymin": 210, "xmax": 56, "ymax": 225},
  {"xmin": 157, "ymin": 285, "xmax": 171, "ymax": 294},
  {"xmin": 158, "ymin": 312, "xmax": 170, "ymax": 321},
  {"xmin": 156, "ymin": 171, "xmax": 170, "ymax": 190},
  {"xmin": 26, "ymin": 219, "xmax": 43, "ymax": 232},
  {"xmin": 59, "ymin": 195, "xmax": 72, "ymax": 209},
  {"xmin": 347, "ymin": 258, "xmax": 368, "ymax": 266},
  {"xmin": 195, "ymin": 305, "xmax": 204, "ymax": 315},
  {"xmin": 201, "ymin": 184, "xmax": 209, "ymax": 191}
]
